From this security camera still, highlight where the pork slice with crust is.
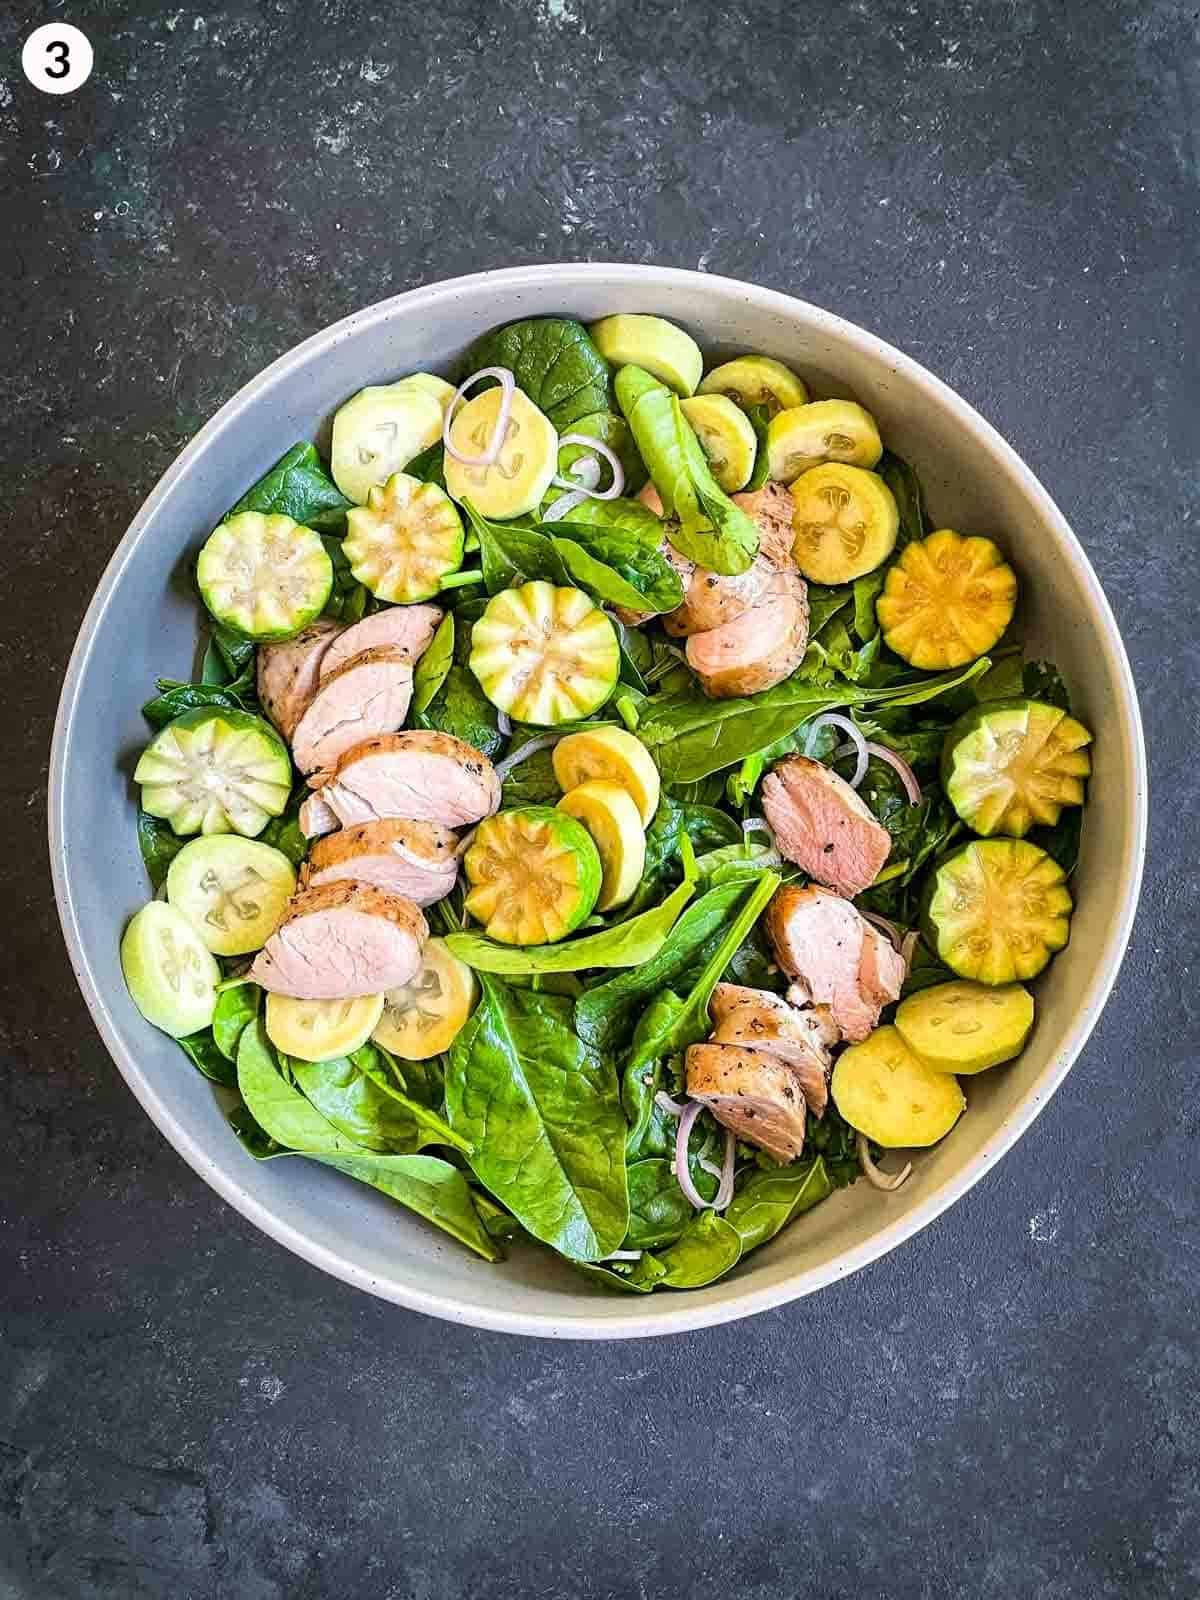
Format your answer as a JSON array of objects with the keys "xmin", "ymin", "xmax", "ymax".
[
  {"xmin": 290, "ymin": 647, "xmax": 414, "ymax": 776},
  {"xmin": 766, "ymin": 885, "xmax": 905, "ymax": 1042},
  {"xmin": 315, "ymin": 731, "xmax": 501, "ymax": 830},
  {"xmin": 664, "ymin": 483, "xmax": 798, "ymax": 637},
  {"xmin": 707, "ymin": 982, "xmax": 834, "ymax": 1117},
  {"xmin": 302, "ymin": 818, "xmax": 458, "ymax": 906},
  {"xmin": 249, "ymin": 881, "xmax": 428, "ymax": 999},
  {"xmin": 762, "ymin": 754, "xmax": 891, "ymax": 896},
  {"xmin": 685, "ymin": 571, "xmax": 810, "ymax": 698},
  {"xmin": 256, "ymin": 620, "xmax": 343, "ymax": 741},
  {"xmin": 319, "ymin": 603, "xmax": 443, "ymax": 681},
  {"xmin": 731, "ymin": 482, "xmax": 795, "ymax": 566},
  {"xmin": 685, "ymin": 1043, "xmax": 809, "ymax": 1163}
]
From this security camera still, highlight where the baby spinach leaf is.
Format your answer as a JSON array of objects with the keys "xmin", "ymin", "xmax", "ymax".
[
  {"xmin": 577, "ymin": 878, "xmax": 757, "ymax": 1056},
  {"xmin": 472, "ymin": 1188, "xmax": 523, "ymax": 1244},
  {"xmin": 500, "ymin": 744, "xmax": 559, "ymax": 808},
  {"xmin": 212, "ymin": 981, "xmax": 260, "ymax": 1062},
  {"xmin": 405, "ymin": 441, "xmax": 447, "ymax": 487},
  {"xmin": 412, "ymin": 613, "xmax": 454, "ymax": 714},
  {"xmin": 878, "ymin": 450, "xmax": 928, "ymax": 548},
  {"xmin": 321, "ymin": 535, "xmax": 370, "ymax": 624},
  {"xmin": 621, "ymin": 797, "xmax": 740, "ymax": 916},
  {"xmin": 1023, "ymin": 658, "xmax": 1072, "ymax": 711},
  {"xmin": 257, "ymin": 786, "xmax": 309, "ymax": 868},
  {"xmin": 236, "ymin": 1019, "xmax": 366, "ymax": 1154},
  {"xmin": 625, "ymin": 1159, "xmax": 692, "ymax": 1250},
  {"xmin": 287, "ymin": 1044, "xmax": 456, "ymax": 1155},
  {"xmin": 211, "ymin": 623, "xmax": 257, "ymax": 680},
  {"xmin": 804, "ymin": 1104, "xmax": 862, "ymax": 1189},
  {"xmin": 228, "ymin": 1101, "xmax": 279, "ymax": 1159},
  {"xmin": 136, "ymin": 810, "xmax": 186, "ymax": 890},
  {"xmin": 178, "ymin": 1029, "xmax": 237, "ymax": 1086},
  {"xmin": 141, "ymin": 673, "xmax": 254, "ymax": 728},
  {"xmin": 899, "ymin": 939, "xmax": 956, "ymax": 999},
  {"xmin": 555, "ymin": 495, "xmax": 665, "ymax": 548},
  {"xmin": 615, "ymin": 365, "xmax": 758, "ymax": 575},
  {"xmin": 288, "ymin": 1152, "xmax": 502, "ymax": 1262},
  {"xmin": 414, "ymin": 663, "xmax": 503, "ymax": 759},
  {"xmin": 200, "ymin": 637, "xmax": 231, "ymax": 685},
  {"xmin": 348, "ymin": 1046, "xmax": 471, "ymax": 1153},
  {"xmin": 547, "ymin": 528, "xmax": 683, "ymax": 615},
  {"xmin": 461, "ymin": 501, "xmax": 567, "ymax": 593},
  {"xmin": 853, "ymin": 571, "xmax": 886, "ymax": 642},
  {"xmin": 724, "ymin": 1156, "xmax": 832, "ymax": 1254},
  {"xmin": 446, "ymin": 879, "xmax": 694, "ymax": 976},
  {"xmin": 465, "ymin": 317, "xmax": 613, "ymax": 429},
  {"xmin": 1029, "ymin": 806, "xmax": 1083, "ymax": 876},
  {"xmin": 807, "ymin": 583, "xmax": 855, "ymax": 640},
  {"xmin": 373, "ymin": 1042, "xmax": 445, "ymax": 1113},
  {"xmin": 744, "ymin": 402, "xmax": 772, "ymax": 491},
  {"xmin": 229, "ymin": 442, "xmax": 353, "ymax": 534},
  {"xmin": 646, "ymin": 1211, "xmax": 742, "ymax": 1288},
  {"xmin": 638, "ymin": 657, "xmax": 993, "ymax": 783},
  {"xmin": 445, "ymin": 977, "xmax": 628, "ymax": 1261}
]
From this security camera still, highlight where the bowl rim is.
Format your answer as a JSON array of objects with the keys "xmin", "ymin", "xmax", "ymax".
[{"xmin": 49, "ymin": 262, "xmax": 1148, "ymax": 1339}]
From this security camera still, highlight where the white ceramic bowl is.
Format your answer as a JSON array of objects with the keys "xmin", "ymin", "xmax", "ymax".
[{"xmin": 49, "ymin": 265, "xmax": 1147, "ymax": 1338}]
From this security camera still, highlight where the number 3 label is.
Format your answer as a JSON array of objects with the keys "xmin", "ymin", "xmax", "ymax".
[{"xmin": 22, "ymin": 23, "xmax": 93, "ymax": 94}]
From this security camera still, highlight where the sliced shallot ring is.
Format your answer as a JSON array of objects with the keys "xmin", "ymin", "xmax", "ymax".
[
  {"xmin": 674, "ymin": 1101, "xmax": 709, "ymax": 1210},
  {"xmin": 443, "ymin": 366, "xmax": 516, "ymax": 467},
  {"xmin": 548, "ymin": 433, "xmax": 625, "ymax": 502},
  {"xmin": 857, "ymin": 1131, "xmax": 912, "ymax": 1192},
  {"xmin": 864, "ymin": 740, "xmax": 923, "ymax": 804},
  {"xmin": 713, "ymin": 1128, "xmax": 737, "ymax": 1211},
  {"xmin": 807, "ymin": 712, "xmax": 869, "ymax": 787},
  {"xmin": 493, "ymin": 732, "xmax": 561, "ymax": 782}
]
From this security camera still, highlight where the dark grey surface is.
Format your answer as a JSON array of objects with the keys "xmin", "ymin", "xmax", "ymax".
[{"xmin": 1, "ymin": 0, "xmax": 1195, "ymax": 1594}]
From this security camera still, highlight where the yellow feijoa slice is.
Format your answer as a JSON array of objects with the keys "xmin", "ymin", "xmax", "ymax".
[
  {"xmin": 463, "ymin": 807, "xmax": 602, "ymax": 945},
  {"xmin": 679, "ymin": 394, "xmax": 758, "ymax": 492},
  {"xmin": 331, "ymin": 383, "xmax": 445, "ymax": 504},
  {"xmin": 443, "ymin": 386, "xmax": 559, "ymax": 519},
  {"xmin": 372, "ymin": 938, "xmax": 478, "ymax": 1059},
  {"xmin": 395, "ymin": 372, "xmax": 456, "ymax": 414},
  {"xmin": 343, "ymin": 472, "xmax": 465, "ymax": 603},
  {"xmin": 469, "ymin": 582, "xmax": 619, "ymax": 725},
  {"xmin": 265, "ymin": 992, "xmax": 386, "ymax": 1062},
  {"xmin": 941, "ymin": 699, "xmax": 1092, "ymax": 837},
  {"xmin": 551, "ymin": 726, "xmax": 661, "ymax": 825},
  {"xmin": 589, "ymin": 314, "xmax": 703, "ymax": 397},
  {"xmin": 697, "ymin": 355, "xmax": 808, "ymax": 416},
  {"xmin": 832, "ymin": 1025, "xmax": 966, "ymax": 1148},
  {"xmin": 557, "ymin": 780, "xmax": 646, "ymax": 911},
  {"xmin": 789, "ymin": 463, "xmax": 899, "ymax": 584},
  {"xmin": 767, "ymin": 399, "xmax": 883, "ymax": 483},
  {"xmin": 921, "ymin": 838, "xmax": 1073, "ymax": 985},
  {"xmin": 878, "ymin": 529, "xmax": 1018, "ymax": 670},
  {"xmin": 895, "ymin": 980, "xmax": 1035, "ymax": 1076}
]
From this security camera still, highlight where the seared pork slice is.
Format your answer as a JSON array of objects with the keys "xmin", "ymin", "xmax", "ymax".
[
  {"xmin": 257, "ymin": 620, "xmax": 343, "ymax": 741},
  {"xmin": 685, "ymin": 572, "xmax": 809, "ymax": 698},
  {"xmin": 291, "ymin": 647, "xmax": 414, "ymax": 776},
  {"xmin": 707, "ymin": 984, "xmax": 834, "ymax": 1117},
  {"xmin": 762, "ymin": 755, "xmax": 890, "ymax": 896},
  {"xmin": 316, "ymin": 731, "xmax": 501, "ymax": 830},
  {"xmin": 299, "ymin": 791, "xmax": 339, "ymax": 839},
  {"xmin": 731, "ymin": 482, "xmax": 795, "ymax": 566},
  {"xmin": 302, "ymin": 818, "xmax": 458, "ymax": 906},
  {"xmin": 766, "ymin": 885, "xmax": 905, "ymax": 1042},
  {"xmin": 249, "ymin": 881, "xmax": 427, "ymax": 999},
  {"xmin": 319, "ymin": 603, "xmax": 443, "ymax": 681},
  {"xmin": 686, "ymin": 1043, "xmax": 808, "ymax": 1163}
]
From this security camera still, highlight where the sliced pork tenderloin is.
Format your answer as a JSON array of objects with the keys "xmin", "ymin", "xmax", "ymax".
[
  {"xmin": 313, "ymin": 731, "xmax": 501, "ymax": 830},
  {"xmin": 318, "ymin": 603, "xmax": 442, "ymax": 681},
  {"xmin": 731, "ymin": 482, "xmax": 795, "ymax": 566},
  {"xmin": 302, "ymin": 818, "xmax": 458, "ymax": 906},
  {"xmin": 256, "ymin": 620, "xmax": 343, "ymax": 741},
  {"xmin": 291, "ymin": 647, "xmax": 414, "ymax": 775},
  {"xmin": 762, "ymin": 755, "xmax": 891, "ymax": 896},
  {"xmin": 707, "ymin": 983, "xmax": 834, "ymax": 1118},
  {"xmin": 249, "ymin": 881, "xmax": 428, "ymax": 1000},
  {"xmin": 685, "ymin": 1043, "xmax": 809, "ymax": 1163},
  {"xmin": 766, "ymin": 885, "xmax": 905, "ymax": 1042},
  {"xmin": 685, "ymin": 571, "xmax": 810, "ymax": 698}
]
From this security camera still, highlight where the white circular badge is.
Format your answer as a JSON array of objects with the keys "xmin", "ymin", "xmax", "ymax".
[{"xmin": 22, "ymin": 23, "xmax": 94, "ymax": 95}]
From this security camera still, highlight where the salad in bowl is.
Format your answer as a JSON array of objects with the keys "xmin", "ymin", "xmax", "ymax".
[{"xmin": 116, "ymin": 310, "xmax": 1093, "ymax": 1294}]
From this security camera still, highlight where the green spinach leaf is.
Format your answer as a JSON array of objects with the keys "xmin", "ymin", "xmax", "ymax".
[
  {"xmin": 236, "ymin": 1019, "xmax": 366, "ymax": 1154},
  {"xmin": 321, "ymin": 534, "xmax": 370, "ymax": 624},
  {"xmin": 644, "ymin": 1211, "xmax": 742, "ymax": 1288},
  {"xmin": 256, "ymin": 786, "xmax": 309, "ymax": 868},
  {"xmin": 445, "ymin": 977, "xmax": 628, "ymax": 1261},
  {"xmin": 878, "ymin": 450, "xmax": 928, "ymax": 548},
  {"xmin": 229, "ymin": 442, "xmax": 352, "ymax": 534},
  {"xmin": 137, "ymin": 810, "xmax": 186, "ymax": 890},
  {"xmin": 212, "ymin": 981, "xmax": 260, "ymax": 1062},
  {"xmin": 404, "ymin": 441, "xmax": 447, "ymax": 488},
  {"xmin": 465, "ymin": 317, "xmax": 613, "ymax": 429},
  {"xmin": 744, "ymin": 402, "xmax": 772, "ymax": 491},
  {"xmin": 546, "ymin": 525, "xmax": 683, "ymax": 615},
  {"xmin": 625, "ymin": 1159, "xmax": 693, "ymax": 1250},
  {"xmin": 211, "ymin": 623, "xmax": 256, "ymax": 680},
  {"xmin": 1023, "ymin": 659, "xmax": 1072, "ymax": 711},
  {"xmin": 725, "ymin": 1156, "xmax": 832, "ymax": 1253},
  {"xmin": 178, "ymin": 1029, "xmax": 237, "ymax": 1086},
  {"xmin": 287, "ymin": 1044, "xmax": 464, "ymax": 1155},
  {"xmin": 412, "ymin": 613, "xmax": 454, "ymax": 714}
]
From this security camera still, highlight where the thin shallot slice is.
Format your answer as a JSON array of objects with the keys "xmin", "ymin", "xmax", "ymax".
[
  {"xmin": 857, "ymin": 1132, "xmax": 912, "ymax": 1192},
  {"xmin": 493, "ymin": 733, "xmax": 561, "ymax": 782},
  {"xmin": 674, "ymin": 1101, "xmax": 709, "ymax": 1210},
  {"xmin": 443, "ymin": 366, "xmax": 516, "ymax": 467},
  {"xmin": 864, "ymin": 741, "xmax": 922, "ymax": 805},
  {"xmin": 807, "ymin": 712, "xmax": 868, "ymax": 788}
]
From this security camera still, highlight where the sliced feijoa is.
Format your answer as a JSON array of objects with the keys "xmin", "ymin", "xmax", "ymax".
[
  {"xmin": 832, "ymin": 1025, "xmax": 966, "ymax": 1148},
  {"xmin": 468, "ymin": 582, "xmax": 619, "ymax": 725},
  {"xmin": 395, "ymin": 372, "xmax": 456, "ymax": 414},
  {"xmin": 342, "ymin": 471, "xmax": 465, "ymax": 603},
  {"xmin": 463, "ymin": 806, "xmax": 602, "ymax": 945},
  {"xmin": 443, "ymin": 387, "xmax": 558, "ymax": 520},
  {"xmin": 197, "ymin": 512, "xmax": 333, "ymax": 642},
  {"xmin": 697, "ymin": 355, "xmax": 808, "ymax": 416},
  {"xmin": 589, "ymin": 314, "xmax": 703, "ymax": 397},
  {"xmin": 121, "ymin": 901, "xmax": 221, "ymax": 1038},
  {"xmin": 166, "ymin": 835, "xmax": 297, "ymax": 956},
  {"xmin": 789, "ymin": 463, "xmax": 898, "ymax": 584},
  {"xmin": 551, "ymin": 726, "xmax": 661, "ymax": 826},
  {"xmin": 557, "ymin": 779, "xmax": 646, "ymax": 911},
  {"xmin": 941, "ymin": 698, "xmax": 1092, "ymax": 837},
  {"xmin": 895, "ymin": 980, "xmax": 1035, "ymax": 1076},
  {"xmin": 767, "ymin": 399, "xmax": 883, "ymax": 482},
  {"xmin": 877, "ymin": 529, "xmax": 1018, "ymax": 670},
  {"xmin": 264, "ymin": 991, "xmax": 385, "ymax": 1062},
  {"xmin": 922, "ymin": 838, "xmax": 1072, "ymax": 985},
  {"xmin": 330, "ymin": 383, "xmax": 445, "ymax": 504},
  {"xmin": 134, "ymin": 707, "xmax": 292, "ymax": 838},
  {"xmin": 679, "ymin": 394, "xmax": 757, "ymax": 492},
  {"xmin": 371, "ymin": 937, "xmax": 479, "ymax": 1059}
]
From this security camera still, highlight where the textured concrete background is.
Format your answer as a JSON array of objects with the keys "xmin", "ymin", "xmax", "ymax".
[{"xmin": 2, "ymin": 0, "xmax": 1196, "ymax": 1595}]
